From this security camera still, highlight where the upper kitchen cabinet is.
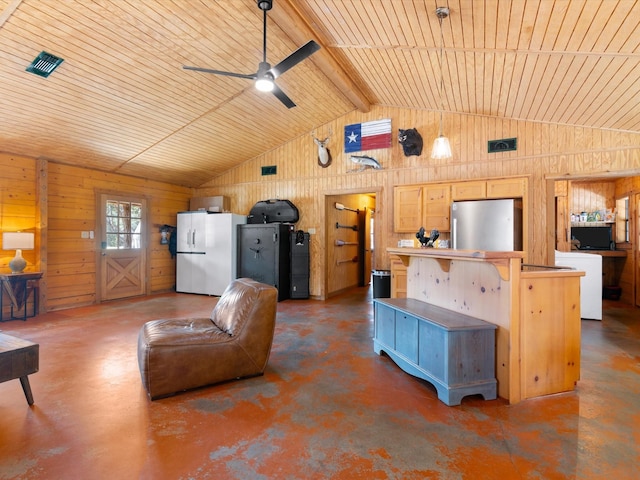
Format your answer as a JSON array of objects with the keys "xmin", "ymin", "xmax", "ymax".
[
  {"xmin": 487, "ymin": 178, "xmax": 527, "ymax": 199},
  {"xmin": 394, "ymin": 185, "xmax": 423, "ymax": 233},
  {"xmin": 451, "ymin": 181, "xmax": 487, "ymax": 200},
  {"xmin": 423, "ymin": 184, "xmax": 451, "ymax": 232},
  {"xmin": 451, "ymin": 178, "xmax": 527, "ymax": 201},
  {"xmin": 394, "ymin": 184, "xmax": 451, "ymax": 233}
]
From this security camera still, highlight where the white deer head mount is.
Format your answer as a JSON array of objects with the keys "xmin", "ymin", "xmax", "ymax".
[{"xmin": 312, "ymin": 127, "xmax": 332, "ymax": 168}]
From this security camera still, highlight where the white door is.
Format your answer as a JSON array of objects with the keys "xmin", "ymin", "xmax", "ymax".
[
  {"xmin": 176, "ymin": 212, "xmax": 193, "ymax": 252},
  {"xmin": 176, "ymin": 212, "xmax": 209, "ymax": 294},
  {"xmin": 207, "ymin": 214, "xmax": 245, "ymax": 295}
]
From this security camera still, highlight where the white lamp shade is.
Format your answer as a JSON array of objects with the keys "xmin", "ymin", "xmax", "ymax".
[
  {"xmin": 431, "ymin": 135, "xmax": 452, "ymax": 160},
  {"xmin": 3, "ymin": 232, "xmax": 35, "ymax": 250}
]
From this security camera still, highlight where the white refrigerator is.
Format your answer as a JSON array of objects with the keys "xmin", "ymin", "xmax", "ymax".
[{"xmin": 176, "ymin": 212, "xmax": 246, "ymax": 295}]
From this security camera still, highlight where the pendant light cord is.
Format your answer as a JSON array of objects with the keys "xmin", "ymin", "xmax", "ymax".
[
  {"xmin": 262, "ymin": 8, "xmax": 268, "ymax": 64},
  {"xmin": 438, "ymin": 11, "xmax": 445, "ymax": 136}
]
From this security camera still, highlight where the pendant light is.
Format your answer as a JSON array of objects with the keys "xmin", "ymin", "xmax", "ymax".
[{"xmin": 431, "ymin": 7, "xmax": 452, "ymax": 160}]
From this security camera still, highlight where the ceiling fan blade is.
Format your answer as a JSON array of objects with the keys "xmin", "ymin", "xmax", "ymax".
[
  {"xmin": 270, "ymin": 40, "xmax": 320, "ymax": 78},
  {"xmin": 183, "ymin": 65, "xmax": 256, "ymax": 80},
  {"xmin": 271, "ymin": 83, "xmax": 296, "ymax": 109}
]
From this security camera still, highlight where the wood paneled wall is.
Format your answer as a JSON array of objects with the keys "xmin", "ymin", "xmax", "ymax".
[
  {"xmin": 570, "ymin": 181, "xmax": 617, "ymax": 217},
  {"xmin": 1, "ymin": 154, "xmax": 192, "ymax": 312},
  {"xmin": 46, "ymin": 163, "xmax": 192, "ymax": 310},
  {"xmin": 3, "ymin": 105, "xmax": 639, "ymax": 309},
  {"xmin": 0, "ymin": 154, "xmax": 38, "ymax": 271},
  {"xmin": 197, "ymin": 105, "xmax": 640, "ymax": 299},
  {"xmin": 0, "ymin": 154, "xmax": 39, "ymax": 318}
]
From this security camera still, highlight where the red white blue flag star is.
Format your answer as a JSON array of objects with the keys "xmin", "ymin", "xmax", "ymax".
[{"xmin": 344, "ymin": 119, "xmax": 392, "ymax": 153}]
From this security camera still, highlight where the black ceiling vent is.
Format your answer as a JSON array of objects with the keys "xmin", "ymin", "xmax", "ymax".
[
  {"xmin": 26, "ymin": 51, "xmax": 64, "ymax": 78},
  {"xmin": 488, "ymin": 137, "xmax": 517, "ymax": 153}
]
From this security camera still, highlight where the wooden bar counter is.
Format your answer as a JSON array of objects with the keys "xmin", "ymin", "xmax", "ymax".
[{"xmin": 387, "ymin": 247, "xmax": 584, "ymax": 404}]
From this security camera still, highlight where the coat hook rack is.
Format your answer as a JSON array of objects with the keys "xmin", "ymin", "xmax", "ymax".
[
  {"xmin": 336, "ymin": 256, "xmax": 358, "ymax": 265},
  {"xmin": 336, "ymin": 222, "xmax": 358, "ymax": 231},
  {"xmin": 335, "ymin": 239, "xmax": 358, "ymax": 246},
  {"xmin": 334, "ymin": 202, "xmax": 359, "ymax": 213}
]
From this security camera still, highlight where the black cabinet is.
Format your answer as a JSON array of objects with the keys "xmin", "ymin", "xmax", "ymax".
[{"xmin": 237, "ymin": 224, "xmax": 292, "ymax": 301}]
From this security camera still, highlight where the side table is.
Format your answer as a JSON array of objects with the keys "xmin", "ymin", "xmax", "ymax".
[
  {"xmin": 0, "ymin": 272, "xmax": 43, "ymax": 322},
  {"xmin": 0, "ymin": 332, "xmax": 39, "ymax": 405}
]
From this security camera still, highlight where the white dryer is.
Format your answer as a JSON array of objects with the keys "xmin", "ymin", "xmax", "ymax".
[{"xmin": 555, "ymin": 250, "xmax": 602, "ymax": 320}]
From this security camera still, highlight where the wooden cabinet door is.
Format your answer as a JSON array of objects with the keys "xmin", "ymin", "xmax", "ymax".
[
  {"xmin": 394, "ymin": 186, "xmax": 423, "ymax": 232},
  {"xmin": 520, "ymin": 274, "xmax": 581, "ymax": 400},
  {"xmin": 451, "ymin": 181, "xmax": 486, "ymax": 200},
  {"xmin": 390, "ymin": 256, "xmax": 407, "ymax": 298},
  {"xmin": 487, "ymin": 177, "xmax": 527, "ymax": 198},
  {"xmin": 423, "ymin": 184, "xmax": 451, "ymax": 231}
]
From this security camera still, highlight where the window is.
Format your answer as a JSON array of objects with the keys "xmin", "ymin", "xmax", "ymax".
[
  {"xmin": 105, "ymin": 200, "xmax": 142, "ymax": 249},
  {"xmin": 615, "ymin": 197, "xmax": 629, "ymax": 243}
]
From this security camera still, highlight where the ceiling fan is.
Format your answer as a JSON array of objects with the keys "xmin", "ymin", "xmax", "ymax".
[{"xmin": 183, "ymin": 0, "xmax": 320, "ymax": 109}]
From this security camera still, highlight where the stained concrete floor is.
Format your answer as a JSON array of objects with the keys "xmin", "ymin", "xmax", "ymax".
[{"xmin": 0, "ymin": 287, "xmax": 638, "ymax": 479}]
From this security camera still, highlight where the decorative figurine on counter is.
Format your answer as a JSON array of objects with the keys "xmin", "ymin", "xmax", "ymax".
[{"xmin": 416, "ymin": 227, "xmax": 439, "ymax": 248}]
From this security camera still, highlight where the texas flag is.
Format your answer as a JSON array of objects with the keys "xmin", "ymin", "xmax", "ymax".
[{"xmin": 344, "ymin": 119, "xmax": 392, "ymax": 153}]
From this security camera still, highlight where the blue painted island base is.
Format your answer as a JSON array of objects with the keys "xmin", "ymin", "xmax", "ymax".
[
  {"xmin": 373, "ymin": 298, "xmax": 498, "ymax": 406},
  {"xmin": 374, "ymin": 342, "xmax": 497, "ymax": 406}
]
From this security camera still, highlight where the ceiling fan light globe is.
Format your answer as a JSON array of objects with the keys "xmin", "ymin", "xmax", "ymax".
[{"xmin": 255, "ymin": 77, "xmax": 274, "ymax": 92}]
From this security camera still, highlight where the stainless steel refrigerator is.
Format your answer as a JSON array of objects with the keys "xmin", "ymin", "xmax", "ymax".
[
  {"xmin": 451, "ymin": 199, "xmax": 523, "ymax": 251},
  {"xmin": 176, "ymin": 212, "xmax": 246, "ymax": 295}
]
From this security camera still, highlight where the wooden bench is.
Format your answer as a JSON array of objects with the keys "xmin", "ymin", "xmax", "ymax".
[{"xmin": 373, "ymin": 298, "xmax": 497, "ymax": 406}]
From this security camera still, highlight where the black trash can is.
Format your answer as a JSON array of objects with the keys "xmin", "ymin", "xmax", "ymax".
[{"xmin": 372, "ymin": 270, "xmax": 391, "ymax": 298}]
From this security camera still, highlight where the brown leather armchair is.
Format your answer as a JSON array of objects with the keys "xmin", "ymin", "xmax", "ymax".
[{"xmin": 137, "ymin": 278, "xmax": 278, "ymax": 400}]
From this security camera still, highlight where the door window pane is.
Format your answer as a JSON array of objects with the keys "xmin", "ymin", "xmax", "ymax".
[{"xmin": 106, "ymin": 200, "xmax": 143, "ymax": 249}]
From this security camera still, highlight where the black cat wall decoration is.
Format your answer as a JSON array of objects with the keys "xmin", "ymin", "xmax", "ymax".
[{"xmin": 398, "ymin": 128, "xmax": 423, "ymax": 157}]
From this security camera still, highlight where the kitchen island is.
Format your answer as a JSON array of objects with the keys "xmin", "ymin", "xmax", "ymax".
[{"xmin": 384, "ymin": 248, "xmax": 584, "ymax": 404}]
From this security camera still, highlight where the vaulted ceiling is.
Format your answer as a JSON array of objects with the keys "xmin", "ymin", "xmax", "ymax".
[{"xmin": 1, "ymin": 0, "xmax": 639, "ymax": 187}]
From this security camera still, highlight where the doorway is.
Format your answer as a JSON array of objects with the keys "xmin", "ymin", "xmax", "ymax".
[
  {"xmin": 550, "ymin": 171, "xmax": 640, "ymax": 307},
  {"xmin": 325, "ymin": 192, "xmax": 376, "ymax": 297},
  {"xmin": 635, "ymin": 193, "xmax": 640, "ymax": 307},
  {"xmin": 96, "ymin": 193, "xmax": 149, "ymax": 302}
]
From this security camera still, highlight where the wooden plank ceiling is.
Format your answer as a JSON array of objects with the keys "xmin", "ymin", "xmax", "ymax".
[{"xmin": 0, "ymin": 0, "xmax": 639, "ymax": 187}]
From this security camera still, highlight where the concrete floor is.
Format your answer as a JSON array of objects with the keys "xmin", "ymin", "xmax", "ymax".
[{"xmin": 0, "ymin": 287, "xmax": 638, "ymax": 479}]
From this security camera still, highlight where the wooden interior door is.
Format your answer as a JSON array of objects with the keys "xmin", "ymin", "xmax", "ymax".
[
  {"xmin": 630, "ymin": 193, "xmax": 640, "ymax": 307},
  {"xmin": 357, "ymin": 207, "xmax": 372, "ymax": 286},
  {"xmin": 98, "ymin": 193, "xmax": 148, "ymax": 301}
]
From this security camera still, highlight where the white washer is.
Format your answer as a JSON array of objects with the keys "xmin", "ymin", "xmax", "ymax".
[{"xmin": 555, "ymin": 250, "xmax": 603, "ymax": 320}]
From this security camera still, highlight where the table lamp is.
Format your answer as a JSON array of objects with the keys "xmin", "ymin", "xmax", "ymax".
[{"xmin": 2, "ymin": 232, "xmax": 35, "ymax": 273}]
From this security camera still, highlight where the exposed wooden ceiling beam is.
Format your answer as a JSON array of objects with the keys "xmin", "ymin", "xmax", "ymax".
[
  {"xmin": 0, "ymin": 0, "xmax": 23, "ymax": 29},
  {"xmin": 272, "ymin": 0, "xmax": 371, "ymax": 113}
]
